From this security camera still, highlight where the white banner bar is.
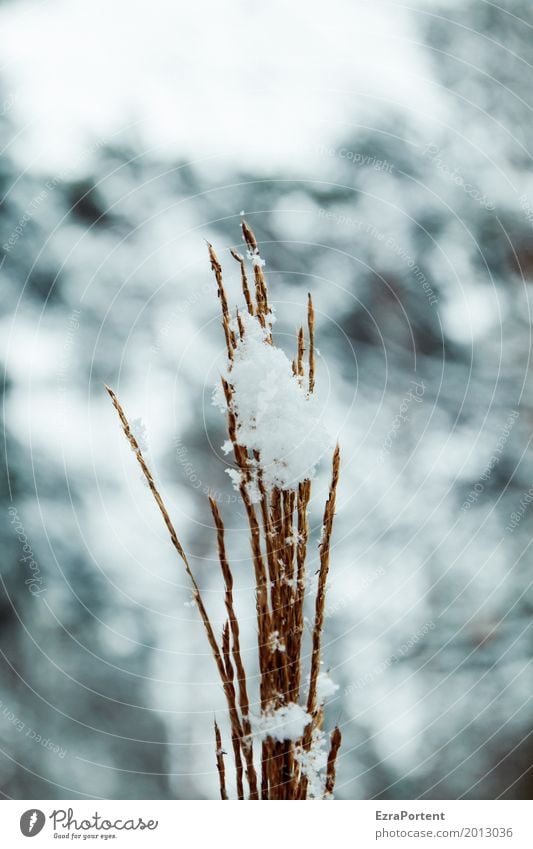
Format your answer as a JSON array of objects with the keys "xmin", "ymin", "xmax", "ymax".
[{"xmin": 0, "ymin": 800, "xmax": 531, "ymax": 847}]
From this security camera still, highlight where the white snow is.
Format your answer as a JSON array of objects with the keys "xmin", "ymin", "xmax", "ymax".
[
  {"xmin": 213, "ymin": 312, "xmax": 330, "ymax": 492},
  {"xmin": 316, "ymin": 671, "xmax": 339, "ymax": 703},
  {"xmin": 294, "ymin": 728, "xmax": 329, "ymax": 798},
  {"xmin": 130, "ymin": 417, "xmax": 148, "ymax": 452},
  {"xmin": 285, "ymin": 531, "xmax": 303, "ymax": 546},
  {"xmin": 253, "ymin": 703, "xmax": 311, "ymax": 742},
  {"xmin": 269, "ymin": 631, "xmax": 286, "ymax": 653}
]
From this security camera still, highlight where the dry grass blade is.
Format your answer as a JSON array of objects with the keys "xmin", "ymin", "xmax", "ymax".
[
  {"xmin": 236, "ymin": 309, "xmax": 245, "ymax": 339},
  {"xmin": 291, "ymin": 478, "xmax": 311, "ymax": 702},
  {"xmin": 307, "ymin": 443, "xmax": 341, "ymax": 718},
  {"xmin": 307, "ymin": 293, "xmax": 315, "ymax": 394},
  {"xmin": 104, "ymin": 385, "xmax": 227, "ymax": 679},
  {"xmin": 241, "ymin": 220, "xmax": 271, "ymax": 335},
  {"xmin": 230, "ymin": 249, "xmax": 254, "ymax": 316},
  {"xmin": 214, "ymin": 720, "xmax": 228, "ymax": 800},
  {"xmin": 297, "ymin": 326, "xmax": 305, "ymax": 381},
  {"xmin": 222, "ymin": 621, "xmax": 245, "ymax": 800},
  {"xmin": 208, "ymin": 242, "xmax": 236, "ymax": 359},
  {"xmin": 209, "ymin": 496, "xmax": 259, "ymax": 799},
  {"xmin": 325, "ymin": 726, "xmax": 342, "ymax": 797}
]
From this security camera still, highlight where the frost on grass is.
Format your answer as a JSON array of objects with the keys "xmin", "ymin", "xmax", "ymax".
[
  {"xmin": 130, "ymin": 417, "xmax": 148, "ymax": 452},
  {"xmin": 252, "ymin": 702, "xmax": 331, "ymax": 796},
  {"xmin": 244, "ymin": 235, "xmax": 266, "ymax": 268},
  {"xmin": 214, "ymin": 312, "xmax": 329, "ymax": 494},
  {"xmin": 295, "ymin": 728, "xmax": 329, "ymax": 799},
  {"xmin": 252, "ymin": 702, "xmax": 311, "ymax": 742},
  {"xmin": 268, "ymin": 630, "xmax": 286, "ymax": 653}
]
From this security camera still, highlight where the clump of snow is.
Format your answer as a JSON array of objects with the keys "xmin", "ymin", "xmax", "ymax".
[
  {"xmin": 253, "ymin": 703, "xmax": 311, "ymax": 742},
  {"xmin": 316, "ymin": 671, "xmax": 339, "ymax": 703},
  {"xmin": 243, "ymin": 234, "xmax": 265, "ymax": 267},
  {"xmin": 213, "ymin": 312, "xmax": 330, "ymax": 492},
  {"xmin": 285, "ymin": 530, "xmax": 302, "ymax": 546},
  {"xmin": 225, "ymin": 468, "xmax": 240, "ymax": 489},
  {"xmin": 294, "ymin": 728, "xmax": 329, "ymax": 799}
]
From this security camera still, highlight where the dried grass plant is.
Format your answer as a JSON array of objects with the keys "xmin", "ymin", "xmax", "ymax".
[{"xmin": 106, "ymin": 222, "xmax": 341, "ymax": 799}]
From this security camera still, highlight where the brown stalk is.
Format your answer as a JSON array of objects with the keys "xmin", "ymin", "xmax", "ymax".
[
  {"xmin": 208, "ymin": 242, "xmax": 236, "ymax": 360},
  {"xmin": 290, "ymin": 478, "xmax": 311, "ymax": 702},
  {"xmin": 307, "ymin": 443, "xmax": 341, "ymax": 718},
  {"xmin": 230, "ymin": 249, "xmax": 254, "ymax": 316},
  {"xmin": 104, "ymin": 385, "xmax": 227, "ymax": 684},
  {"xmin": 241, "ymin": 220, "xmax": 271, "ymax": 335},
  {"xmin": 220, "ymin": 377, "xmax": 273, "ymax": 705},
  {"xmin": 214, "ymin": 720, "xmax": 228, "ymax": 800},
  {"xmin": 307, "ymin": 293, "xmax": 315, "ymax": 394},
  {"xmin": 209, "ymin": 495, "xmax": 259, "ymax": 799},
  {"xmin": 279, "ymin": 489, "xmax": 295, "ymax": 701},
  {"xmin": 325, "ymin": 726, "xmax": 342, "ymax": 797},
  {"xmin": 105, "ymin": 386, "xmax": 248, "ymax": 793},
  {"xmin": 254, "ymin": 452, "xmax": 276, "ymax": 595},
  {"xmin": 222, "ymin": 621, "xmax": 244, "ymax": 800},
  {"xmin": 298, "ymin": 446, "xmax": 340, "ymax": 800},
  {"xmin": 268, "ymin": 486, "xmax": 283, "ymax": 624},
  {"xmin": 236, "ymin": 309, "xmax": 245, "ymax": 340},
  {"xmin": 297, "ymin": 326, "xmax": 305, "ymax": 381}
]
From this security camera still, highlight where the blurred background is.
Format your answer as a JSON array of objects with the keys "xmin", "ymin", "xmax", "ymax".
[{"xmin": 0, "ymin": 0, "xmax": 532, "ymax": 800}]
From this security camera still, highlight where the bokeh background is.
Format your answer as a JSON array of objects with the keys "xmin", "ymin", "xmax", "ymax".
[{"xmin": 1, "ymin": 0, "xmax": 532, "ymax": 800}]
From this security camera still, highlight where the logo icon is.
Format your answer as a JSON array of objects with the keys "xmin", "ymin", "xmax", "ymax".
[{"xmin": 20, "ymin": 809, "xmax": 45, "ymax": 837}]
